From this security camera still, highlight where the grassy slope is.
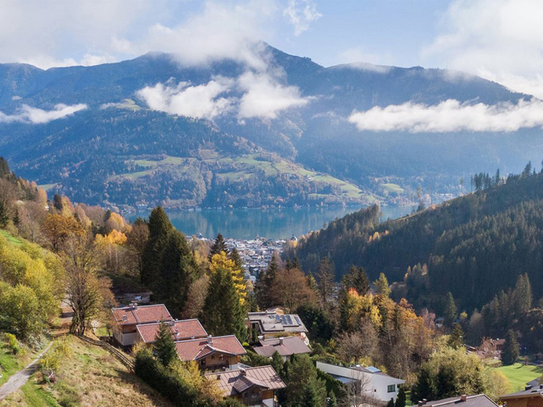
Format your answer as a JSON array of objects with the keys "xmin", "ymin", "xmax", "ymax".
[
  {"xmin": 0, "ymin": 335, "xmax": 173, "ymax": 407},
  {"xmin": 496, "ymin": 363, "xmax": 542, "ymax": 392},
  {"xmin": 121, "ymin": 153, "xmax": 367, "ymax": 200},
  {"xmin": 0, "ymin": 230, "xmax": 22, "ymax": 246}
]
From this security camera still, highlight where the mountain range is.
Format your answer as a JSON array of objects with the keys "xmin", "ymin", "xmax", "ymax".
[{"xmin": 0, "ymin": 44, "xmax": 541, "ymax": 209}]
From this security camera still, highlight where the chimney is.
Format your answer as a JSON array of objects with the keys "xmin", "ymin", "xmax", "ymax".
[
  {"xmin": 240, "ymin": 368, "xmax": 246, "ymax": 376},
  {"xmin": 207, "ymin": 335, "xmax": 213, "ymax": 345},
  {"xmin": 460, "ymin": 395, "xmax": 467, "ymax": 402},
  {"xmin": 122, "ymin": 315, "xmax": 128, "ymax": 321},
  {"xmin": 130, "ymin": 302, "xmax": 138, "ymax": 310},
  {"xmin": 279, "ymin": 337, "xmax": 284, "ymax": 345}
]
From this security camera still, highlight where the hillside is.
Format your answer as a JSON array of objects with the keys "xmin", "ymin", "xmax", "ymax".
[
  {"xmin": 287, "ymin": 167, "xmax": 543, "ymax": 311},
  {"xmin": 0, "ymin": 45, "xmax": 541, "ymax": 208}
]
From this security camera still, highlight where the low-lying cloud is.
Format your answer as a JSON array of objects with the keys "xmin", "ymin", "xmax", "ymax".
[
  {"xmin": 0, "ymin": 103, "xmax": 88, "ymax": 124},
  {"xmin": 349, "ymin": 99, "xmax": 543, "ymax": 133},
  {"xmin": 136, "ymin": 79, "xmax": 234, "ymax": 120},
  {"xmin": 137, "ymin": 73, "xmax": 309, "ymax": 120}
]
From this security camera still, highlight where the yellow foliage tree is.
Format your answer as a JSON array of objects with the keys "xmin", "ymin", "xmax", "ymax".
[{"xmin": 210, "ymin": 251, "xmax": 247, "ymax": 307}]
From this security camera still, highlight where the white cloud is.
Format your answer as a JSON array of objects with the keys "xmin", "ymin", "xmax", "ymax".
[
  {"xmin": 237, "ymin": 71, "xmax": 309, "ymax": 119},
  {"xmin": 424, "ymin": 0, "xmax": 543, "ymax": 98},
  {"xmin": 348, "ymin": 99, "xmax": 543, "ymax": 133},
  {"xmin": 283, "ymin": 0, "xmax": 322, "ymax": 36},
  {"xmin": 137, "ymin": 71, "xmax": 310, "ymax": 120},
  {"xmin": 0, "ymin": 104, "xmax": 88, "ymax": 124},
  {"xmin": 136, "ymin": 78, "xmax": 234, "ymax": 120},
  {"xmin": 337, "ymin": 47, "xmax": 393, "ymax": 71}
]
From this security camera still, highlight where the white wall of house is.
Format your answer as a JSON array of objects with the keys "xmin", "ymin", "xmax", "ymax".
[{"xmin": 316, "ymin": 362, "xmax": 404, "ymax": 402}]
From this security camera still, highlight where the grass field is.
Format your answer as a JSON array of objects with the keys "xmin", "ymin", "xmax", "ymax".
[
  {"xmin": 496, "ymin": 363, "xmax": 542, "ymax": 392},
  {"xmin": 0, "ymin": 230, "xmax": 23, "ymax": 246},
  {"xmin": 1, "ymin": 335, "xmax": 173, "ymax": 407}
]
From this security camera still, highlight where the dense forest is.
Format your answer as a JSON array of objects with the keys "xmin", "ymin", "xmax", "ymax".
[{"xmin": 287, "ymin": 163, "xmax": 543, "ymax": 312}]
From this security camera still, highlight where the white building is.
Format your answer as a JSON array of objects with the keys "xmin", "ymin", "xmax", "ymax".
[{"xmin": 316, "ymin": 361, "xmax": 405, "ymax": 404}]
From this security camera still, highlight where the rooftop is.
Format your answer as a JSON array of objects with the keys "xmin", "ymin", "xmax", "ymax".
[
  {"xmin": 136, "ymin": 319, "xmax": 207, "ymax": 344},
  {"xmin": 253, "ymin": 336, "xmax": 311, "ymax": 358},
  {"xmin": 206, "ymin": 365, "xmax": 286, "ymax": 396},
  {"xmin": 174, "ymin": 335, "xmax": 246, "ymax": 361},
  {"xmin": 248, "ymin": 311, "xmax": 308, "ymax": 334},
  {"xmin": 501, "ymin": 385, "xmax": 543, "ymax": 400},
  {"xmin": 111, "ymin": 303, "xmax": 173, "ymax": 326},
  {"xmin": 420, "ymin": 394, "xmax": 498, "ymax": 406}
]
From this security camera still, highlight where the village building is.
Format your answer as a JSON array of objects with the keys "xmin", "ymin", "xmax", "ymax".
[
  {"xmin": 501, "ymin": 384, "xmax": 543, "ymax": 407},
  {"xmin": 416, "ymin": 394, "xmax": 498, "ymax": 406},
  {"xmin": 316, "ymin": 361, "xmax": 405, "ymax": 403},
  {"xmin": 136, "ymin": 319, "xmax": 207, "ymax": 345},
  {"xmin": 247, "ymin": 310, "xmax": 308, "ymax": 339},
  {"xmin": 174, "ymin": 335, "xmax": 247, "ymax": 371},
  {"xmin": 111, "ymin": 303, "xmax": 172, "ymax": 346},
  {"xmin": 206, "ymin": 365, "xmax": 286, "ymax": 407},
  {"xmin": 253, "ymin": 336, "xmax": 311, "ymax": 361}
]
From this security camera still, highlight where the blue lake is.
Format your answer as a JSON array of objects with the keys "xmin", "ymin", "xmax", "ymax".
[{"xmin": 131, "ymin": 205, "xmax": 414, "ymax": 240}]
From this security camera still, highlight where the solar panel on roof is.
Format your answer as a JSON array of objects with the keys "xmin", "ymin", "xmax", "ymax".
[
  {"xmin": 294, "ymin": 317, "xmax": 301, "ymax": 325},
  {"xmin": 366, "ymin": 366, "xmax": 381, "ymax": 373}
]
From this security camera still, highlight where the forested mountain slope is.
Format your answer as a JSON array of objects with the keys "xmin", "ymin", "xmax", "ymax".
[
  {"xmin": 287, "ymin": 167, "xmax": 543, "ymax": 311},
  {"xmin": 0, "ymin": 45, "xmax": 541, "ymax": 208}
]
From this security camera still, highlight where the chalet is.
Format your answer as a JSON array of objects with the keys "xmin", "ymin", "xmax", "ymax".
[
  {"xmin": 253, "ymin": 336, "xmax": 311, "ymax": 361},
  {"xmin": 136, "ymin": 319, "xmax": 207, "ymax": 345},
  {"xmin": 417, "ymin": 394, "xmax": 498, "ymax": 406},
  {"xmin": 316, "ymin": 361, "xmax": 405, "ymax": 403},
  {"xmin": 247, "ymin": 311, "xmax": 308, "ymax": 339},
  {"xmin": 111, "ymin": 303, "xmax": 172, "ymax": 346},
  {"xmin": 207, "ymin": 365, "xmax": 286, "ymax": 407},
  {"xmin": 175, "ymin": 335, "xmax": 247, "ymax": 371},
  {"xmin": 501, "ymin": 384, "xmax": 543, "ymax": 407}
]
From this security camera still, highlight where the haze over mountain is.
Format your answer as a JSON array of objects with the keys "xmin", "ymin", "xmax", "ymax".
[{"xmin": 1, "ymin": 44, "xmax": 542, "ymax": 209}]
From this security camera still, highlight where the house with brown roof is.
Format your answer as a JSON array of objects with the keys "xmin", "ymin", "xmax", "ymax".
[
  {"xmin": 416, "ymin": 394, "xmax": 498, "ymax": 406},
  {"xmin": 206, "ymin": 365, "xmax": 286, "ymax": 406},
  {"xmin": 111, "ymin": 303, "xmax": 173, "ymax": 346},
  {"xmin": 174, "ymin": 335, "xmax": 247, "ymax": 371},
  {"xmin": 136, "ymin": 319, "xmax": 207, "ymax": 345},
  {"xmin": 253, "ymin": 336, "xmax": 311, "ymax": 361},
  {"xmin": 501, "ymin": 384, "xmax": 543, "ymax": 407}
]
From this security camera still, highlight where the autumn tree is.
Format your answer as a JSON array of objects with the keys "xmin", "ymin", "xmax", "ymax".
[
  {"xmin": 210, "ymin": 251, "xmax": 247, "ymax": 307},
  {"xmin": 269, "ymin": 267, "xmax": 317, "ymax": 311},
  {"xmin": 42, "ymin": 213, "xmax": 86, "ymax": 252},
  {"xmin": 202, "ymin": 264, "xmax": 246, "ymax": 341}
]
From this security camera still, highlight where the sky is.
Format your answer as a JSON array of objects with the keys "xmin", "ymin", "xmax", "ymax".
[{"xmin": 3, "ymin": 0, "xmax": 543, "ymax": 132}]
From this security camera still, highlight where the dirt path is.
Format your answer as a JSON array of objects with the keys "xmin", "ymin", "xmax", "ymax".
[{"xmin": 0, "ymin": 341, "xmax": 54, "ymax": 401}]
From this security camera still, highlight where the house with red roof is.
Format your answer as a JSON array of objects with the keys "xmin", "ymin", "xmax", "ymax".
[
  {"xmin": 174, "ymin": 335, "xmax": 247, "ymax": 371},
  {"xmin": 111, "ymin": 303, "xmax": 172, "ymax": 346},
  {"xmin": 136, "ymin": 319, "xmax": 207, "ymax": 345},
  {"xmin": 206, "ymin": 365, "xmax": 286, "ymax": 406}
]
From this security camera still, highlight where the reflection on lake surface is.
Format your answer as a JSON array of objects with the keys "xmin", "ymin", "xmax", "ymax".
[{"xmin": 131, "ymin": 205, "xmax": 414, "ymax": 240}]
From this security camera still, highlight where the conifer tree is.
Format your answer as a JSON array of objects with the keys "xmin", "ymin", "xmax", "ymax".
[
  {"xmin": 0, "ymin": 200, "xmax": 9, "ymax": 228},
  {"xmin": 501, "ymin": 329, "xmax": 519, "ymax": 365},
  {"xmin": 444, "ymin": 292, "xmax": 457, "ymax": 328},
  {"xmin": 386, "ymin": 399, "xmax": 395, "ymax": 407},
  {"xmin": 375, "ymin": 272, "xmax": 391, "ymax": 297},
  {"xmin": 202, "ymin": 266, "xmax": 246, "ymax": 341},
  {"xmin": 448, "ymin": 324, "xmax": 464, "ymax": 349},
  {"xmin": 395, "ymin": 387, "xmax": 406, "ymax": 407},
  {"xmin": 343, "ymin": 266, "xmax": 370, "ymax": 296},
  {"xmin": 210, "ymin": 251, "xmax": 247, "ymax": 307},
  {"xmin": 159, "ymin": 230, "xmax": 197, "ymax": 317},
  {"xmin": 141, "ymin": 207, "xmax": 173, "ymax": 289},
  {"xmin": 255, "ymin": 254, "xmax": 279, "ymax": 309},
  {"xmin": 209, "ymin": 233, "xmax": 227, "ymax": 260},
  {"xmin": 230, "ymin": 247, "xmax": 242, "ymax": 269},
  {"xmin": 153, "ymin": 321, "xmax": 177, "ymax": 367},
  {"xmin": 316, "ymin": 258, "xmax": 334, "ymax": 307},
  {"xmin": 271, "ymin": 351, "xmax": 284, "ymax": 377}
]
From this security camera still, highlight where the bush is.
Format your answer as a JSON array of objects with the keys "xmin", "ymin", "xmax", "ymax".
[{"xmin": 5, "ymin": 333, "xmax": 21, "ymax": 355}]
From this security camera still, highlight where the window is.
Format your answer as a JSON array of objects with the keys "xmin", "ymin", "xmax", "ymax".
[{"xmin": 387, "ymin": 385, "xmax": 396, "ymax": 393}]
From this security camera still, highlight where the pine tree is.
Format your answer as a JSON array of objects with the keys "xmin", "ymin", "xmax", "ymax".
[
  {"xmin": 343, "ymin": 266, "xmax": 370, "ymax": 295},
  {"xmin": 448, "ymin": 324, "xmax": 464, "ymax": 349},
  {"xmin": 316, "ymin": 258, "xmax": 334, "ymax": 307},
  {"xmin": 444, "ymin": 292, "xmax": 457, "ymax": 328},
  {"xmin": 141, "ymin": 207, "xmax": 173, "ymax": 289},
  {"xmin": 230, "ymin": 247, "xmax": 242, "ymax": 269},
  {"xmin": 501, "ymin": 329, "xmax": 519, "ymax": 365},
  {"xmin": 395, "ymin": 387, "xmax": 406, "ymax": 407},
  {"xmin": 159, "ymin": 230, "xmax": 197, "ymax": 317},
  {"xmin": 255, "ymin": 254, "xmax": 279, "ymax": 309},
  {"xmin": 375, "ymin": 272, "xmax": 391, "ymax": 297},
  {"xmin": 202, "ymin": 266, "xmax": 246, "ymax": 341},
  {"xmin": 0, "ymin": 200, "xmax": 9, "ymax": 228},
  {"xmin": 153, "ymin": 321, "xmax": 177, "ymax": 367},
  {"xmin": 209, "ymin": 233, "xmax": 227, "ymax": 261}
]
